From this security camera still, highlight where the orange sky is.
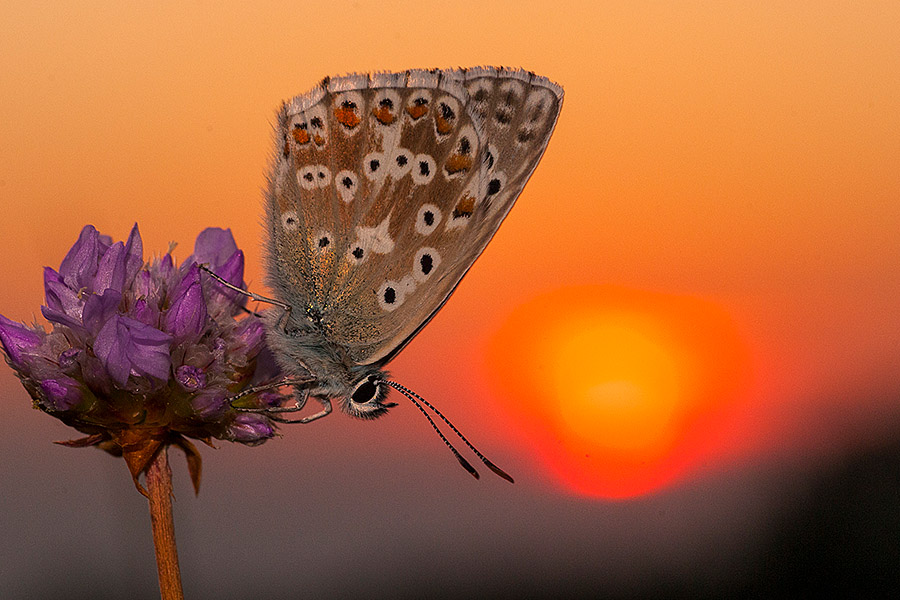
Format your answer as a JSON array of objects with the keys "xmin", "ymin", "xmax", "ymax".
[{"xmin": 1, "ymin": 1, "xmax": 899, "ymax": 500}]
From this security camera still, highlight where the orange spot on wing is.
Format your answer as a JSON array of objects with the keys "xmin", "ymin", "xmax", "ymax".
[
  {"xmin": 373, "ymin": 106, "xmax": 395, "ymax": 125},
  {"xmin": 291, "ymin": 128, "xmax": 310, "ymax": 144},
  {"xmin": 435, "ymin": 116, "xmax": 453, "ymax": 135},
  {"xmin": 313, "ymin": 134, "xmax": 325, "ymax": 146},
  {"xmin": 334, "ymin": 106, "xmax": 360, "ymax": 128},
  {"xmin": 452, "ymin": 195, "xmax": 475, "ymax": 218},
  {"xmin": 406, "ymin": 104, "xmax": 428, "ymax": 120},
  {"xmin": 445, "ymin": 153, "xmax": 473, "ymax": 174}
]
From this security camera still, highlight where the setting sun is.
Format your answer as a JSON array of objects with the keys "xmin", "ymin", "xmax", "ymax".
[
  {"xmin": 552, "ymin": 313, "xmax": 685, "ymax": 460},
  {"xmin": 487, "ymin": 286, "xmax": 751, "ymax": 499}
]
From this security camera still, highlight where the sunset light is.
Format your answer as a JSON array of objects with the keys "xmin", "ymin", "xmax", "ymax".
[
  {"xmin": 3, "ymin": 2, "xmax": 899, "ymax": 595},
  {"xmin": 487, "ymin": 285, "xmax": 751, "ymax": 499}
]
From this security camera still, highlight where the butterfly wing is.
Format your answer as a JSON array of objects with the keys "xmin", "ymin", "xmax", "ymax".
[{"xmin": 265, "ymin": 67, "xmax": 563, "ymax": 366}]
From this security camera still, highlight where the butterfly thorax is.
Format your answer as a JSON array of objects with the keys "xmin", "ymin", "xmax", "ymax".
[{"xmin": 262, "ymin": 309, "xmax": 393, "ymax": 418}]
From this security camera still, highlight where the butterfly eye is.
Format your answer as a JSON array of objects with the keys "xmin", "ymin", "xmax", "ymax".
[{"xmin": 351, "ymin": 378, "xmax": 379, "ymax": 404}]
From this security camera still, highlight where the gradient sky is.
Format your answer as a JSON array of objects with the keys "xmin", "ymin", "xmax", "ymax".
[{"xmin": 1, "ymin": 2, "xmax": 899, "ymax": 597}]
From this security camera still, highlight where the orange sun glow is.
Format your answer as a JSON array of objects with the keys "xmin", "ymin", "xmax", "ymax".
[{"xmin": 486, "ymin": 286, "xmax": 751, "ymax": 499}]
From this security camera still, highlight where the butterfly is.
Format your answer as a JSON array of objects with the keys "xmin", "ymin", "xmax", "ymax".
[{"xmin": 212, "ymin": 67, "xmax": 562, "ymax": 480}]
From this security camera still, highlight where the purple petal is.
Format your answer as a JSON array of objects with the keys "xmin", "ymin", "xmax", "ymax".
[
  {"xmin": 191, "ymin": 390, "xmax": 228, "ymax": 418},
  {"xmin": 58, "ymin": 348, "xmax": 81, "ymax": 371},
  {"xmin": 94, "ymin": 315, "xmax": 172, "ymax": 385},
  {"xmin": 175, "ymin": 364, "xmax": 207, "ymax": 391},
  {"xmin": 250, "ymin": 345, "xmax": 282, "ymax": 384},
  {"xmin": 123, "ymin": 223, "xmax": 144, "ymax": 285},
  {"xmin": 39, "ymin": 377, "xmax": 83, "ymax": 411},
  {"xmin": 191, "ymin": 228, "xmax": 238, "ymax": 269},
  {"xmin": 40, "ymin": 305, "xmax": 84, "ymax": 333},
  {"xmin": 0, "ymin": 314, "xmax": 44, "ymax": 366},
  {"xmin": 82, "ymin": 289, "xmax": 122, "ymax": 336},
  {"xmin": 158, "ymin": 253, "xmax": 174, "ymax": 279},
  {"xmin": 94, "ymin": 315, "xmax": 131, "ymax": 385},
  {"xmin": 258, "ymin": 390, "xmax": 287, "ymax": 408},
  {"xmin": 131, "ymin": 298, "xmax": 159, "ymax": 327},
  {"xmin": 92, "ymin": 241, "xmax": 127, "ymax": 293},
  {"xmin": 228, "ymin": 413, "xmax": 275, "ymax": 443},
  {"xmin": 44, "ymin": 266, "xmax": 62, "ymax": 287},
  {"xmin": 120, "ymin": 317, "xmax": 172, "ymax": 381},
  {"xmin": 165, "ymin": 265, "xmax": 207, "ymax": 339},
  {"xmin": 206, "ymin": 250, "xmax": 247, "ymax": 309},
  {"xmin": 59, "ymin": 225, "xmax": 101, "ymax": 290},
  {"xmin": 133, "ymin": 269, "xmax": 152, "ymax": 298},
  {"xmin": 216, "ymin": 250, "xmax": 244, "ymax": 288},
  {"xmin": 44, "ymin": 279, "xmax": 84, "ymax": 320},
  {"xmin": 233, "ymin": 318, "xmax": 265, "ymax": 355}
]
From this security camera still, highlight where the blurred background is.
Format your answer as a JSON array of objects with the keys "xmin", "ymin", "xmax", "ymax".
[{"xmin": 1, "ymin": 2, "xmax": 899, "ymax": 598}]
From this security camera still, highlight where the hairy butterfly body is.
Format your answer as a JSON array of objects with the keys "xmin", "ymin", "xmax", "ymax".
[{"xmin": 246, "ymin": 67, "xmax": 561, "ymax": 478}]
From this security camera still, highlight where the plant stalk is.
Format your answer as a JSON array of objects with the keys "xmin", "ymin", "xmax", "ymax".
[{"xmin": 146, "ymin": 447, "xmax": 185, "ymax": 600}]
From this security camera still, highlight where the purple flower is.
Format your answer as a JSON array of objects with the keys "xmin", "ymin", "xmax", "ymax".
[
  {"xmin": 227, "ymin": 413, "xmax": 275, "ymax": 444},
  {"xmin": 130, "ymin": 298, "xmax": 152, "ymax": 326},
  {"xmin": 39, "ymin": 377, "xmax": 84, "ymax": 411},
  {"xmin": 95, "ymin": 314, "xmax": 173, "ymax": 385},
  {"xmin": 0, "ymin": 224, "xmax": 286, "ymax": 494},
  {"xmin": 157, "ymin": 253, "xmax": 174, "ymax": 280},
  {"xmin": 82, "ymin": 289, "xmax": 123, "ymax": 335},
  {"xmin": 176, "ymin": 365, "xmax": 206, "ymax": 391},
  {"xmin": 191, "ymin": 390, "xmax": 228, "ymax": 419},
  {"xmin": 42, "ymin": 270, "xmax": 84, "ymax": 330},
  {"xmin": 0, "ymin": 314, "xmax": 43, "ymax": 367},
  {"xmin": 190, "ymin": 228, "xmax": 248, "ymax": 311},
  {"xmin": 58, "ymin": 225, "xmax": 103, "ymax": 291},
  {"xmin": 165, "ymin": 264, "xmax": 207, "ymax": 339},
  {"xmin": 58, "ymin": 348, "xmax": 81, "ymax": 370},
  {"xmin": 190, "ymin": 227, "xmax": 239, "ymax": 268},
  {"xmin": 233, "ymin": 318, "xmax": 265, "ymax": 354}
]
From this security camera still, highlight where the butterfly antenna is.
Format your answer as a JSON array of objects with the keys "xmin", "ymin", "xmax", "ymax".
[
  {"xmin": 383, "ymin": 380, "xmax": 514, "ymax": 484},
  {"xmin": 391, "ymin": 384, "xmax": 480, "ymax": 479}
]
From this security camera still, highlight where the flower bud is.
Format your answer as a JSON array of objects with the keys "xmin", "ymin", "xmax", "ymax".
[
  {"xmin": 0, "ymin": 314, "xmax": 43, "ymax": 367},
  {"xmin": 227, "ymin": 413, "xmax": 275, "ymax": 444},
  {"xmin": 39, "ymin": 377, "xmax": 84, "ymax": 411},
  {"xmin": 165, "ymin": 265, "xmax": 207, "ymax": 340}
]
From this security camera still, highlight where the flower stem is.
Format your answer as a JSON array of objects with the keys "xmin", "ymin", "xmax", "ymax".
[{"xmin": 146, "ymin": 447, "xmax": 185, "ymax": 600}]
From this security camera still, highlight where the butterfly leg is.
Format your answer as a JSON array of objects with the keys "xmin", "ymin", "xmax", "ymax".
[
  {"xmin": 198, "ymin": 264, "xmax": 293, "ymax": 328},
  {"xmin": 227, "ymin": 377, "xmax": 314, "ymax": 406},
  {"xmin": 296, "ymin": 396, "xmax": 332, "ymax": 423},
  {"xmin": 264, "ymin": 395, "xmax": 332, "ymax": 424}
]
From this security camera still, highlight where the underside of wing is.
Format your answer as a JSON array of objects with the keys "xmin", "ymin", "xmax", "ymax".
[{"xmin": 264, "ymin": 67, "xmax": 563, "ymax": 366}]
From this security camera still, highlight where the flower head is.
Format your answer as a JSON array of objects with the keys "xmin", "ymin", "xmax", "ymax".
[{"xmin": 0, "ymin": 224, "xmax": 286, "ymax": 494}]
